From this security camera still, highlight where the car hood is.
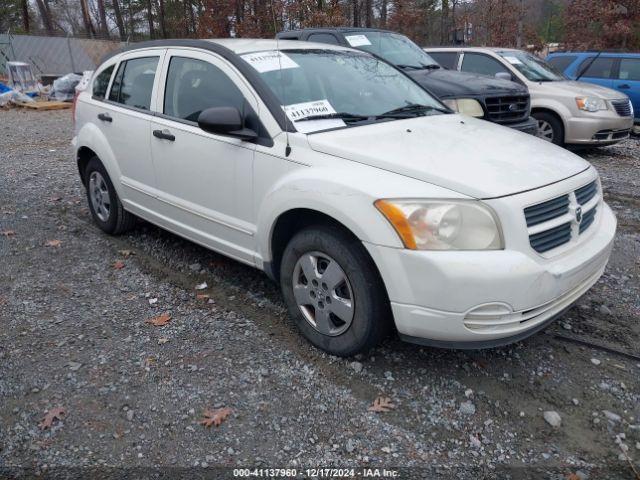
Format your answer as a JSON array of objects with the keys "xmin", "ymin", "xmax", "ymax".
[
  {"xmin": 539, "ymin": 80, "xmax": 626, "ymax": 100},
  {"xmin": 307, "ymin": 114, "xmax": 590, "ymax": 199},
  {"xmin": 406, "ymin": 68, "xmax": 526, "ymax": 98}
]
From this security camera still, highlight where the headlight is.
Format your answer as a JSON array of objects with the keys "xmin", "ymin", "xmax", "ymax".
[
  {"xmin": 442, "ymin": 98, "xmax": 484, "ymax": 117},
  {"xmin": 575, "ymin": 96, "xmax": 607, "ymax": 112},
  {"xmin": 375, "ymin": 199, "xmax": 503, "ymax": 250}
]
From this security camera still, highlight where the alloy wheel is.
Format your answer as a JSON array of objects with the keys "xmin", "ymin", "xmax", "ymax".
[{"xmin": 537, "ymin": 119, "xmax": 554, "ymax": 142}]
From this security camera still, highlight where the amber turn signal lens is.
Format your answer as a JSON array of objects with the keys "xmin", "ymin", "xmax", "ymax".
[{"xmin": 374, "ymin": 200, "xmax": 417, "ymax": 250}]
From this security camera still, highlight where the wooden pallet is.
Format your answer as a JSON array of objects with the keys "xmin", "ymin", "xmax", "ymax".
[{"xmin": 16, "ymin": 100, "xmax": 71, "ymax": 111}]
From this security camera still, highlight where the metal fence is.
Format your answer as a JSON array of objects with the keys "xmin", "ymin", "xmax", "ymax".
[{"xmin": 0, "ymin": 33, "xmax": 124, "ymax": 79}]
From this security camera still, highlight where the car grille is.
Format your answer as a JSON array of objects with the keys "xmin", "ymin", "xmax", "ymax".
[
  {"xmin": 611, "ymin": 99, "xmax": 632, "ymax": 117},
  {"xmin": 484, "ymin": 95, "xmax": 530, "ymax": 124},
  {"xmin": 524, "ymin": 180, "xmax": 600, "ymax": 254}
]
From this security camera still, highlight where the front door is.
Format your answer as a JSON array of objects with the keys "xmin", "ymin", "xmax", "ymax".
[{"xmin": 150, "ymin": 49, "xmax": 258, "ymax": 264}]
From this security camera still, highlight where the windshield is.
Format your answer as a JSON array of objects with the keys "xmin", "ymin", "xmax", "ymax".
[
  {"xmin": 243, "ymin": 49, "xmax": 446, "ymax": 132},
  {"xmin": 344, "ymin": 32, "xmax": 439, "ymax": 69},
  {"xmin": 497, "ymin": 50, "xmax": 565, "ymax": 82}
]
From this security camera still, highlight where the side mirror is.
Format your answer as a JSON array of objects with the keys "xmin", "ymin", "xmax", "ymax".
[
  {"xmin": 197, "ymin": 106, "xmax": 257, "ymax": 141},
  {"xmin": 495, "ymin": 72, "xmax": 513, "ymax": 81}
]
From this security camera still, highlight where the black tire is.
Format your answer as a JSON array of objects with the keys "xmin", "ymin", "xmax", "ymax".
[
  {"xmin": 280, "ymin": 224, "xmax": 392, "ymax": 356},
  {"xmin": 532, "ymin": 111, "xmax": 564, "ymax": 146},
  {"xmin": 84, "ymin": 156, "xmax": 136, "ymax": 235}
]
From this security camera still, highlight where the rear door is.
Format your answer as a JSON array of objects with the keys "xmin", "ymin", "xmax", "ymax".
[
  {"xmin": 428, "ymin": 51, "xmax": 459, "ymax": 70},
  {"xmin": 613, "ymin": 57, "xmax": 640, "ymax": 120},
  {"xmin": 102, "ymin": 49, "xmax": 165, "ymax": 211},
  {"xmin": 149, "ymin": 48, "xmax": 258, "ymax": 264},
  {"xmin": 460, "ymin": 52, "xmax": 513, "ymax": 79}
]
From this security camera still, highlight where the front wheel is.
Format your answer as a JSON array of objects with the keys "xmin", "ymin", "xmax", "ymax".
[
  {"xmin": 280, "ymin": 225, "xmax": 391, "ymax": 356},
  {"xmin": 533, "ymin": 111, "xmax": 564, "ymax": 145}
]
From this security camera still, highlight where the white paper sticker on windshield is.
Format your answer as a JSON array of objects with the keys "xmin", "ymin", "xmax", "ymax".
[
  {"xmin": 345, "ymin": 34, "xmax": 372, "ymax": 47},
  {"xmin": 241, "ymin": 51, "xmax": 299, "ymax": 73},
  {"xmin": 503, "ymin": 56, "xmax": 523, "ymax": 65},
  {"xmin": 283, "ymin": 100, "xmax": 345, "ymax": 133}
]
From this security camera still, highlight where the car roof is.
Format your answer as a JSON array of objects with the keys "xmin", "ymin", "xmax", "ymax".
[
  {"xmin": 207, "ymin": 38, "xmax": 354, "ymax": 54},
  {"xmin": 547, "ymin": 51, "xmax": 640, "ymax": 57},
  {"xmin": 279, "ymin": 27, "xmax": 396, "ymax": 35},
  {"xmin": 425, "ymin": 46, "xmax": 521, "ymax": 54}
]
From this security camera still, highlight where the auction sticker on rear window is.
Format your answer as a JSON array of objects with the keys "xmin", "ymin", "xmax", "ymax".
[
  {"xmin": 241, "ymin": 51, "xmax": 299, "ymax": 73},
  {"xmin": 283, "ymin": 100, "xmax": 345, "ymax": 133},
  {"xmin": 345, "ymin": 34, "xmax": 372, "ymax": 47}
]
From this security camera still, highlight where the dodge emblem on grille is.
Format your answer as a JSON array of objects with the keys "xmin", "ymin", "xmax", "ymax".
[
  {"xmin": 508, "ymin": 103, "xmax": 518, "ymax": 112},
  {"xmin": 575, "ymin": 206, "xmax": 583, "ymax": 224}
]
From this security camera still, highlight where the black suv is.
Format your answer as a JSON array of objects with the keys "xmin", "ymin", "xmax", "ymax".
[{"xmin": 277, "ymin": 28, "xmax": 538, "ymax": 135}]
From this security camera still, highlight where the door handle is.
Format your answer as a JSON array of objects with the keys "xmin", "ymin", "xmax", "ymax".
[
  {"xmin": 153, "ymin": 129, "xmax": 175, "ymax": 142},
  {"xmin": 97, "ymin": 113, "xmax": 112, "ymax": 122},
  {"xmin": 618, "ymin": 84, "xmax": 630, "ymax": 89}
]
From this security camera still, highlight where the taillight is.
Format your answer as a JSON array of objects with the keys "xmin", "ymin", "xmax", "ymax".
[{"xmin": 72, "ymin": 91, "xmax": 80, "ymax": 126}]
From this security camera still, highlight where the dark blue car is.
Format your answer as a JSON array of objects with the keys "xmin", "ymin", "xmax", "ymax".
[{"xmin": 547, "ymin": 52, "xmax": 639, "ymax": 125}]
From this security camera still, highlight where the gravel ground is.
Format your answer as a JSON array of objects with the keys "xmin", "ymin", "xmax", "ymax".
[{"xmin": 0, "ymin": 108, "xmax": 639, "ymax": 479}]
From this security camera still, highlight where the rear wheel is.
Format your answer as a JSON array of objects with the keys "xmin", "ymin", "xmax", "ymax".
[
  {"xmin": 85, "ymin": 157, "xmax": 136, "ymax": 235},
  {"xmin": 280, "ymin": 224, "xmax": 391, "ymax": 356},
  {"xmin": 533, "ymin": 111, "xmax": 564, "ymax": 145}
]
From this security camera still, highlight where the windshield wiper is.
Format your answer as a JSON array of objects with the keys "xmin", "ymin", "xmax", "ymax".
[
  {"xmin": 396, "ymin": 63, "xmax": 440, "ymax": 71},
  {"xmin": 382, "ymin": 103, "xmax": 449, "ymax": 116},
  {"xmin": 294, "ymin": 112, "xmax": 370, "ymax": 122}
]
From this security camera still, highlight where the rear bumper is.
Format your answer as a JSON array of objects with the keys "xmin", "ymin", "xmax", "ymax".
[{"xmin": 504, "ymin": 116, "xmax": 538, "ymax": 135}]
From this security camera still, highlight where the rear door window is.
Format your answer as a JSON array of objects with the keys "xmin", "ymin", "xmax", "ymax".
[
  {"xmin": 546, "ymin": 55, "xmax": 577, "ymax": 73},
  {"xmin": 429, "ymin": 52, "xmax": 458, "ymax": 70},
  {"xmin": 461, "ymin": 53, "xmax": 510, "ymax": 77},
  {"xmin": 108, "ymin": 56, "xmax": 159, "ymax": 110},
  {"xmin": 578, "ymin": 57, "xmax": 615, "ymax": 78},
  {"xmin": 619, "ymin": 58, "xmax": 640, "ymax": 81}
]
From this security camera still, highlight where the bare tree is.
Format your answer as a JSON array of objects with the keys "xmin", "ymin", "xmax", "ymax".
[
  {"xmin": 79, "ymin": 0, "xmax": 96, "ymax": 36},
  {"xmin": 21, "ymin": 0, "xmax": 30, "ymax": 32},
  {"xmin": 146, "ymin": 0, "xmax": 155, "ymax": 38},
  {"xmin": 112, "ymin": 0, "xmax": 126, "ymax": 39},
  {"xmin": 96, "ymin": 0, "xmax": 109, "ymax": 36},
  {"xmin": 35, "ymin": 0, "xmax": 54, "ymax": 34}
]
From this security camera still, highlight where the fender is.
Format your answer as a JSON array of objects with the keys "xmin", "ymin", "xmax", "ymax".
[
  {"xmin": 255, "ymin": 162, "xmax": 469, "ymax": 267},
  {"xmin": 75, "ymin": 120, "xmax": 124, "ymax": 198},
  {"xmin": 530, "ymin": 98, "xmax": 571, "ymax": 130}
]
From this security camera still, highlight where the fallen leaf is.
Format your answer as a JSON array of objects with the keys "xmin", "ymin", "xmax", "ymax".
[
  {"xmin": 0, "ymin": 230, "xmax": 16, "ymax": 237},
  {"xmin": 118, "ymin": 249, "xmax": 135, "ymax": 258},
  {"xmin": 158, "ymin": 337, "xmax": 169, "ymax": 345},
  {"xmin": 113, "ymin": 260, "xmax": 125, "ymax": 270},
  {"xmin": 368, "ymin": 396, "xmax": 396, "ymax": 413},
  {"xmin": 148, "ymin": 298, "xmax": 158, "ymax": 305},
  {"xmin": 39, "ymin": 407, "xmax": 66, "ymax": 430},
  {"xmin": 566, "ymin": 474, "xmax": 581, "ymax": 480},
  {"xmin": 195, "ymin": 282, "xmax": 208, "ymax": 290},
  {"xmin": 196, "ymin": 293, "xmax": 210, "ymax": 301},
  {"xmin": 200, "ymin": 407, "xmax": 232, "ymax": 428},
  {"xmin": 0, "ymin": 297, "xmax": 7, "ymax": 306},
  {"xmin": 146, "ymin": 313, "xmax": 171, "ymax": 326},
  {"xmin": 45, "ymin": 239, "xmax": 62, "ymax": 248}
]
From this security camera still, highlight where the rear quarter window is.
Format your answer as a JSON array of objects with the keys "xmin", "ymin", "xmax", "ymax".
[
  {"xmin": 92, "ymin": 65, "xmax": 114, "ymax": 99},
  {"xmin": 546, "ymin": 55, "xmax": 577, "ymax": 73}
]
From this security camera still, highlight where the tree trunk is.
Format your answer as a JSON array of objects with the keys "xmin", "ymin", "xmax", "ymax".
[
  {"xmin": 112, "ymin": 0, "xmax": 126, "ymax": 39},
  {"xmin": 158, "ymin": 0, "xmax": 167, "ymax": 38},
  {"xmin": 146, "ymin": 0, "xmax": 155, "ymax": 39},
  {"xmin": 21, "ymin": 0, "xmax": 30, "ymax": 32},
  {"xmin": 365, "ymin": 0, "xmax": 372, "ymax": 27},
  {"xmin": 96, "ymin": 0, "xmax": 109, "ymax": 37},
  {"xmin": 380, "ymin": 0, "xmax": 387, "ymax": 28},
  {"xmin": 352, "ymin": 0, "xmax": 359, "ymax": 27},
  {"xmin": 35, "ymin": 0, "xmax": 54, "ymax": 34},
  {"xmin": 80, "ymin": 0, "xmax": 96, "ymax": 37}
]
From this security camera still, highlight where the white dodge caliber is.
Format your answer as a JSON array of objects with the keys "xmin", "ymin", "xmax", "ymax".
[{"xmin": 73, "ymin": 39, "xmax": 616, "ymax": 356}]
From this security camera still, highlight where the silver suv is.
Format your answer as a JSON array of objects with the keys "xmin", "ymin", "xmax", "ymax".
[{"xmin": 426, "ymin": 47, "xmax": 634, "ymax": 147}]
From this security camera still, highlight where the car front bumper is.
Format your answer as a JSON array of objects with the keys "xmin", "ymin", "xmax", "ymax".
[
  {"xmin": 565, "ymin": 113, "xmax": 633, "ymax": 145},
  {"xmin": 504, "ymin": 116, "xmax": 538, "ymax": 136},
  {"xmin": 364, "ymin": 202, "xmax": 616, "ymax": 349}
]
